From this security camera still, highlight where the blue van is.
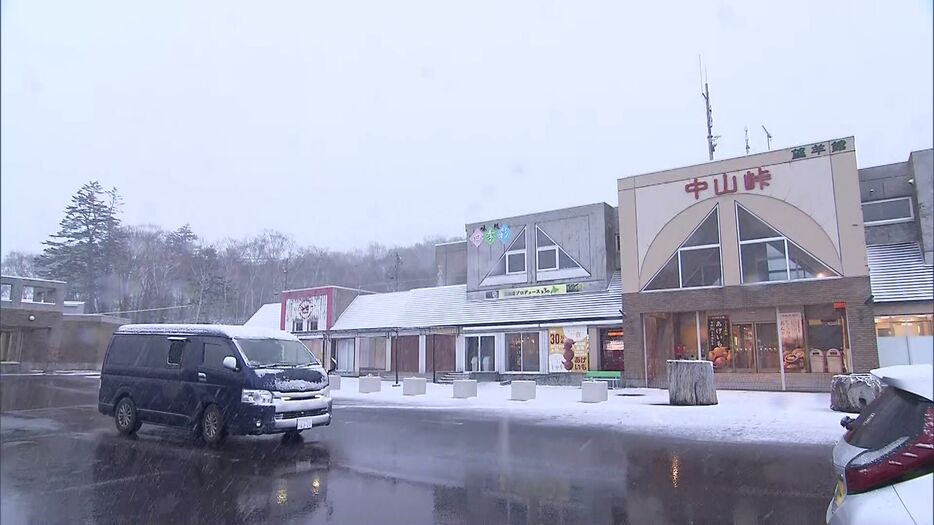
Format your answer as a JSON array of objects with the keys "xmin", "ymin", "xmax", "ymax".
[{"xmin": 98, "ymin": 324, "xmax": 331, "ymax": 444}]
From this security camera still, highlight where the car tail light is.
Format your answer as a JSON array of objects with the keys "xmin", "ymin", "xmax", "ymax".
[{"xmin": 844, "ymin": 407, "xmax": 934, "ymax": 494}]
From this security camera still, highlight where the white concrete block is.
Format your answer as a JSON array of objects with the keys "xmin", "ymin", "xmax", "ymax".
[
  {"xmin": 403, "ymin": 377, "xmax": 427, "ymax": 396},
  {"xmin": 510, "ymin": 380, "xmax": 536, "ymax": 401},
  {"xmin": 581, "ymin": 380, "xmax": 608, "ymax": 403},
  {"xmin": 453, "ymin": 379, "xmax": 477, "ymax": 399},
  {"xmin": 359, "ymin": 375, "xmax": 382, "ymax": 393},
  {"xmin": 328, "ymin": 374, "xmax": 341, "ymax": 391}
]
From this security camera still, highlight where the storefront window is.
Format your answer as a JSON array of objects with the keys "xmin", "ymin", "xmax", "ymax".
[
  {"xmin": 645, "ymin": 209, "xmax": 722, "ymax": 291},
  {"xmin": 466, "ymin": 335, "xmax": 495, "ymax": 372},
  {"xmin": 357, "ymin": 336, "xmax": 386, "ymax": 370},
  {"xmin": 876, "ymin": 315, "xmax": 934, "ymax": 337},
  {"xmin": 506, "ymin": 332, "xmax": 540, "ymax": 372},
  {"xmin": 708, "ymin": 315, "xmax": 779, "ymax": 373},
  {"xmin": 600, "ymin": 329, "xmax": 624, "ymax": 371},
  {"xmin": 805, "ymin": 304, "xmax": 847, "ymax": 374},
  {"xmin": 737, "ymin": 205, "xmax": 837, "ymax": 284}
]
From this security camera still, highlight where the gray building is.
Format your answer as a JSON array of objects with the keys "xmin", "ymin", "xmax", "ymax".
[
  {"xmin": 859, "ymin": 148, "xmax": 933, "ymax": 366},
  {"xmin": 1, "ymin": 275, "xmax": 128, "ymax": 371}
]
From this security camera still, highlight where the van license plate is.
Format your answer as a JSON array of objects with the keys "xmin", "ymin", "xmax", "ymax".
[{"xmin": 296, "ymin": 417, "xmax": 315, "ymax": 430}]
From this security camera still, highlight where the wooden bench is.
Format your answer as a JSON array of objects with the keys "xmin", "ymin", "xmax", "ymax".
[{"xmin": 584, "ymin": 371, "xmax": 622, "ymax": 390}]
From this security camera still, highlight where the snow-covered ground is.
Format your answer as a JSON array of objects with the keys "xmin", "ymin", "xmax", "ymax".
[{"xmin": 331, "ymin": 377, "xmax": 845, "ymax": 446}]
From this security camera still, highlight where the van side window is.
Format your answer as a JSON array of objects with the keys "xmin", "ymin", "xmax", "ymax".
[
  {"xmin": 105, "ymin": 335, "xmax": 143, "ymax": 366},
  {"xmin": 167, "ymin": 340, "xmax": 186, "ymax": 366},
  {"xmin": 138, "ymin": 336, "xmax": 172, "ymax": 369},
  {"xmin": 203, "ymin": 341, "xmax": 234, "ymax": 370}
]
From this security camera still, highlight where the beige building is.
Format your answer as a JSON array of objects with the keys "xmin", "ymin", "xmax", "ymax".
[{"xmin": 618, "ymin": 137, "xmax": 877, "ymax": 391}]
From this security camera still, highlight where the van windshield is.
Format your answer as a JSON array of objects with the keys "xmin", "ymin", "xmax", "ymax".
[{"xmin": 235, "ymin": 338, "xmax": 320, "ymax": 368}]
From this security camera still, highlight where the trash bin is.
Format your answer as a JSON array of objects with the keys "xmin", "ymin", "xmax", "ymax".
[
  {"xmin": 809, "ymin": 349, "xmax": 826, "ymax": 373},
  {"xmin": 826, "ymin": 349, "xmax": 844, "ymax": 374}
]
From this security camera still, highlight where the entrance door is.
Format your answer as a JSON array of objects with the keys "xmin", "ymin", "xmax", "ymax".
[
  {"xmin": 754, "ymin": 322, "xmax": 780, "ymax": 372},
  {"xmin": 600, "ymin": 329, "xmax": 625, "ymax": 371},
  {"xmin": 731, "ymin": 324, "xmax": 756, "ymax": 371},
  {"xmin": 465, "ymin": 335, "xmax": 495, "ymax": 372}
]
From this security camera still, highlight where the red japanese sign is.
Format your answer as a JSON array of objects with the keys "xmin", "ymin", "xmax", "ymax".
[{"xmin": 685, "ymin": 167, "xmax": 772, "ymax": 200}]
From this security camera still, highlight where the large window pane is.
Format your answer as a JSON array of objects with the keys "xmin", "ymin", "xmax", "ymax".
[
  {"xmin": 679, "ymin": 248, "xmax": 722, "ymax": 287},
  {"xmin": 741, "ymin": 240, "xmax": 787, "ymax": 283},
  {"xmin": 522, "ymin": 332, "xmax": 540, "ymax": 371},
  {"xmin": 506, "ymin": 252, "xmax": 526, "ymax": 274},
  {"xmin": 682, "ymin": 211, "xmax": 720, "ymax": 247},
  {"xmin": 787, "ymin": 243, "xmax": 835, "ymax": 280},
  {"xmin": 737, "ymin": 206, "xmax": 781, "ymax": 241},
  {"xmin": 754, "ymin": 323, "xmax": 780, "ymax": 372},
  {"xmin": 480, "ymin": 336, "xmax": 495, "ymax": 371},
  {"xmin": 537, "ymin": 248, "xmax": 557, "ymax": 270},
  {"xmin": 466, "ymin": 336, "xmax": 480, "ymax": 371},
  {"xmin": 507, "ymin": 333, "xmax": 522, "ymax": 371},
  {"xmin": 862, "ymin": 198, "xmax": 913, "ymax": 224},
  {"xmin": 645, "ymin": 255, "xmax": 680, "ymax": 290}
]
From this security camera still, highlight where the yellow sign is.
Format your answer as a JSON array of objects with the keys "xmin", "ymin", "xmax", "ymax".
[
  {"xmin": 548, "ymin": 326, "xmax": 589, "ymax": 372},
  {"xmin": 499, "ymin": 284, "xmax": 567, "ymax": 299}
]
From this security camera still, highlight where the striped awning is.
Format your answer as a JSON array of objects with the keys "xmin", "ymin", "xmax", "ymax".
[{"xmin": 867, "ymin": 242, "xmax": 934, "ymax": 303}]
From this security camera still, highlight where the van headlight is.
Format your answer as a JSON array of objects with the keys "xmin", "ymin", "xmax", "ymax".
[{"xmin": 241, "ymin": 389, "xmax": 274, "ymax": 405}]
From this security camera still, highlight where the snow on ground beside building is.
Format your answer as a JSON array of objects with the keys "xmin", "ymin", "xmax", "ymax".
[{"xmin": 331, "ymin": 378, "xmax": 845, "ymax": 446}]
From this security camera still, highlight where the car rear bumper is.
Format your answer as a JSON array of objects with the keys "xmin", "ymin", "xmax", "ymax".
[{"xmin": 826, "ymin": 485, "xmax": 914, "ymax": 525}]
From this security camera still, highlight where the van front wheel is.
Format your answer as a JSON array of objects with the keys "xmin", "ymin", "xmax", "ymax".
[
  {"xmin": 114, "ymin": 397, "xmax": 140, "ymax": 435},
  {"xmin": 201, "ymin": 404, "xmax": 226, "ymax": 445}
]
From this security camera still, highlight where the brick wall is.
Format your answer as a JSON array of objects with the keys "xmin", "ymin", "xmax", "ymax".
[{"xmin": 621, "ymin": 276, "xmax": 879, "ymax": 389}]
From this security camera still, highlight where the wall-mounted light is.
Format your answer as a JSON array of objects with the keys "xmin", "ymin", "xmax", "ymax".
[
  {"xmin": 908, "ymin": 178, "xmax": 915, "ymax": 185},
  {"xmin": 28, "ymin": 314, "xmax": 35, "ymax": 321}
]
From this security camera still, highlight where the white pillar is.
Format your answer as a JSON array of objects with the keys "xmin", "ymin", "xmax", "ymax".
[
  {"xmin": 353, "ymin": 337, "xmax": 361, "ymax": 374},
  {"xmin": 385, "ymin": 335, "xmax": 392, "ymax": 372},
  {"xmin": 418, "ymin": 334, "xmax": 427, "ymax": 374},
  {"xmin": 539, "ymin": 329, "xmax": 549, "ymax": 373},
  {"xmin": 494, "ymin": 332, "xmax": 506, "ymax": 373},
  {"xmin": 455, "ymin": 335, "xmax": 466, "ymax": 372}
]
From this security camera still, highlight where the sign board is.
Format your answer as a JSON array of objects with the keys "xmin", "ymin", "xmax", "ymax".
[
  {"xmin": 779, "ymin": 311, "xmax": 806, "ymax": 372},
  {"xmin": 497, "ymin": 283, "xmax": 582, "ymax": 299},
  {"xmin": 548, "ymin": 326, "xmax": 589, "ymax": 372}
]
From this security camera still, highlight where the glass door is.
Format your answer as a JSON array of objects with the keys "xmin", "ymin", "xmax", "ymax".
[
  {"xmin": 754, "ymin": 322, "xmax": 780, "ymax": 372},
  {"xmin": 731, "ymin": 324, "xmax": 756, "ymax": 371},
  {"xmin": 466, "ymin": 335, "xmax": 496, "ymax": 372}
]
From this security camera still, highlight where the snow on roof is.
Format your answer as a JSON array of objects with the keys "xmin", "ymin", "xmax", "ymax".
[
  {"xmin": 115, "ymin": 324, "xmax": 297, "ymax": 340},
  {"xmin": 867, "ymin": 242, "xmax": 934, "ymax": 302},
  {"xmin": 331, "ymin": 273, "xmax": 623, "ymax": 332},
  {"xmin": 244, "ymin": 303, "xmax": 282, "ymax": 329}
]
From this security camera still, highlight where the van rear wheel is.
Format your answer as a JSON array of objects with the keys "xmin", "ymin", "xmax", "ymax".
[
  {"xmin": 114, "ymin": 397, "xmax": 140, "ymax": 435},
  {"xmin": 201, "ymin": 404, "xmax": 226, "ymax": 445}
]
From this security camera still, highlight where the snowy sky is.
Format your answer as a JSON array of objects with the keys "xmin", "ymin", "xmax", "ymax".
[{"xmin": 2, "ymin": 0, "xmax": 932, "ymax": 254}]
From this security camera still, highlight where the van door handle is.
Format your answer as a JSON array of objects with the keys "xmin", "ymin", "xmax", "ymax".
[{"xmin": 197, "ymin": 372, "xmax": 207, "ymax": 382}]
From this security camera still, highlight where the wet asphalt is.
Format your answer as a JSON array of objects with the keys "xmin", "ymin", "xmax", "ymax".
[{"xmin": 0, "ymin": 375, "xmax": 835, "ymax": 525}]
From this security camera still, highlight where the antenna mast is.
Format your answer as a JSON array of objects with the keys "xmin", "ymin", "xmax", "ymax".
[
  {"xmin": 700, "ymin": 57, "xmax": 717, "ymax": 161},
  {"xmin": 745, "ymin": 126, "xmax": 750, "ymax": 155},
  {"xmin": 761, "ymin": 125, "xmax": 773, "ymax": 150}
]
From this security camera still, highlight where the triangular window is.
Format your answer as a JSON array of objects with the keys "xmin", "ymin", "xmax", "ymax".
[
  {"xmin": 485, "ymin": 227, "xmax": 527, "ymax": 278},
  {"xmin": 737, "ymin": 204, "xmax": 837, "ymax": 283},
  {"xmin": 645, "ymin": 208, "xmax": 722, "ymax": 291},
  {"xmin": 535, "ymin": 227, "xmax": 587, "ymax": 273}
]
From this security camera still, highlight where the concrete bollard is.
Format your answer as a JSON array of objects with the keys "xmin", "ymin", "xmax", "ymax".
[
  {"xmin": 453, "ymin": 379, "xmax": 478, "ymax": 399},
  {"xmin": 328, "ymin": 374, "xmax": 342, "ymax": 391},
  {"xmin": 403, "ymin": 377, "xmax": 427, "ymax": 396},
  {"xmin": 581, "ymin": 380, "xmax": 608, "ymax": 403},
  {"xmin": 359, "ymin": 375, "xmax": 381, "ymax": 394},
  {"xmin": 510, "ymin": 380, "xmax": 536, "ymax": 401}
]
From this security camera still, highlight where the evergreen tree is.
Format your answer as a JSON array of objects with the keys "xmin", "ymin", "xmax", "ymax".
[{"xmin": 37, "ymin": 181, "xmax": 125, "ymax": 313}]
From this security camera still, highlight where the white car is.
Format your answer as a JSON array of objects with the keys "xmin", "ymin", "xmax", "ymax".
[{"xmin": 827, "ymin": 364, "xmax": 933, "ymax": 525}]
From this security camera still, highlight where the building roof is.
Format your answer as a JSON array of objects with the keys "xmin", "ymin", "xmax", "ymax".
[
  {"xmin": 867, "ymin": 242, "xmax": 934, "ymax": 303},
  {"xmin": 244, "ymin": 302, "xmax": 282, "ymax": 329},
  {"xmin": 331, "ymin": 273, "xmax": 623, "ymax": 332},
  {"xmin": 115, "ymin": 323, "xmax": 295, "ymax": 340}
]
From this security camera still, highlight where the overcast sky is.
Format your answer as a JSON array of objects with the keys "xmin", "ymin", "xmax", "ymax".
[{"xmin": 2, "ymin": 1, "xmax": 932, "ymax": 255}]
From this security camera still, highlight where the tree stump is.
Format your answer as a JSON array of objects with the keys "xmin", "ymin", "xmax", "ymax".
[
  {"xmin": 667, "ymin": 360, "xmax": 718, "ymax": 405},
  {"xmin": 830, "ymin": 374, "xmax": 883, "ymax": 413}
]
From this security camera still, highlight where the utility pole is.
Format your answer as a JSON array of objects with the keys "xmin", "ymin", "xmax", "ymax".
[
  {"xmin": 762, "ymin": 126, "xmax": 773, "ymax": 151},
  {"xmin": 389, "ymin": 251, "xmax": 403, "ymax": 292},
  {"xmin": 745, "ymin": 126, "xmax": 750, "ymax": 155},
  {"xmin": 700, "ymin": 57, "xmax": 718, "ymax": 161}
]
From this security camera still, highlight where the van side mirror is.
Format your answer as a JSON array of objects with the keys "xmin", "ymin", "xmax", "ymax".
[{"xmin": 222, "ymin": 356, "xmax": 239, "ymax": 371}]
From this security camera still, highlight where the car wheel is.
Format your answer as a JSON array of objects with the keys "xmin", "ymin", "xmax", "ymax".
[
  {"xmin": 114, "ymin": 397, "xmax": 140, "ymax": 435},
  {"xmin": 201, "ymin": 404, "xmax": 226, "ymax": 445}
]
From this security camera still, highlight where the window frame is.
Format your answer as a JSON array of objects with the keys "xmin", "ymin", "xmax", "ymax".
[
  {"xmin": 505, "ymin": 250, "xmax": 526, "ymax": 275},
  {"xmin": 643, "ymin": 207, "xmax": 723, "ymax": 292},
  {"xmin": 862, "ymin": 196, "xmax": 914, "ymax": 226},
  {"xmin": 166, "ymin": 337, "xmax": 186, "ymax": 367},
  {"xmin": 536, "ymin": 246, "xmax": 559, "ymax": 271},
  {"xmin": 464, "ymin": 334, "xmax": 496, "ymax": 372},
  {"xmin": 505, "ymin": 331, "xmax": 540, "ymax": 372},
  {"xmin": 736, "ymin": 205, "xmax": 839, "ymax": 285}
]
